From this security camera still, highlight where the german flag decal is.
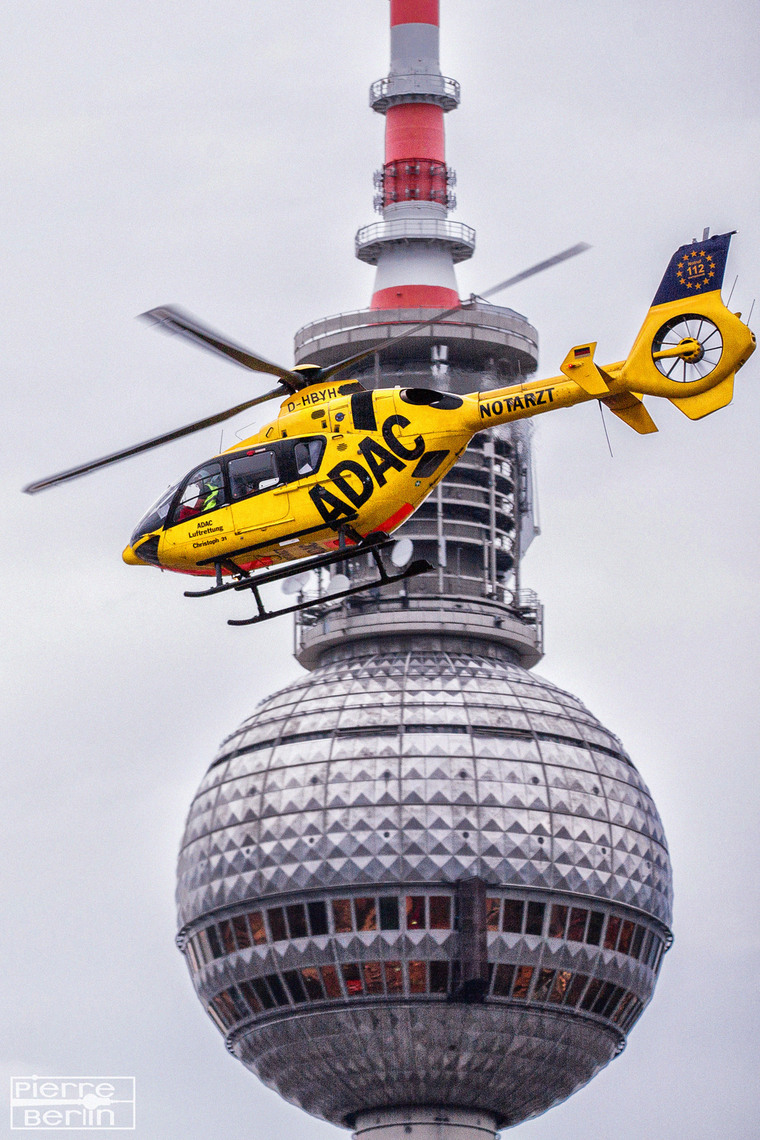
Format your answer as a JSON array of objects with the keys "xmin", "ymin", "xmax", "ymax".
[{"xmin": 651, "ymin": 231, "xmax": 733, "ymax": 306}]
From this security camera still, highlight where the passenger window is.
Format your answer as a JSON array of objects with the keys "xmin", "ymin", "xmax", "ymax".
[
  {"xmin": 229, "ymin": 449, "xmax": 280, "ymax": 500},
  {"xmin": 294, "ymin": 438, "xmax": 325, "ymax": 477},
  {"xmin": 171, "ymin": 463, "xmax": 225, "ymax": 524}
]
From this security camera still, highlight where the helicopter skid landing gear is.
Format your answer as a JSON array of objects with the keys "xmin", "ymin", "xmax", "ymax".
[{"xmin": 184, "ymin": 532, "xmax": 432, "ymax": 627}]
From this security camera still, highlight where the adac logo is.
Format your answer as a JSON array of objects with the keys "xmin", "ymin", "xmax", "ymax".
[{"xmin": 676, "ymin": 248, "xmax": 716, "ymax": 292}]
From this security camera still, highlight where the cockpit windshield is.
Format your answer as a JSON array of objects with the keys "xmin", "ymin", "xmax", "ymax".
[
  {"xmin": 130, "ymin": 483, "xmax": 179, "ymax": 545},
  {"xmin": 129, "ymin": 436, "xmax": 327, "ymax": 545}
]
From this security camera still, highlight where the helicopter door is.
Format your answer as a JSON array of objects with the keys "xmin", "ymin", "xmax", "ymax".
[
  {"xmin": 162, "ymin": 461, "xmax": 234, "ymax": 553},
  {"xmin": 227, "ymin": 445, "xmax": 291, "ymax": 534}
]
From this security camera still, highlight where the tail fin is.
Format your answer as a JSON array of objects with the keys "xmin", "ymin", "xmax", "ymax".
[{"xmin": 617, "ymin": 232, "xmax": 755, "ymax": 419}]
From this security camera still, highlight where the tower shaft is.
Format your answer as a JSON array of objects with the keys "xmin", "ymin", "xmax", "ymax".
[
  {"xmin": 362, "ymin": 0, "xmax": 470, "ymax": 310},
  {"xmin": 294, "ymin": 0, "xmax": 540, "ymax": 670}
]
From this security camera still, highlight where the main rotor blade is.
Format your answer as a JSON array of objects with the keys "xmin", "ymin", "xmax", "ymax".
[
  {"xmin": 479, "ymin": 242, "xmax": 591, "ymax": 299},
  {"xmin": 140, "ymin": 305, "xmax": 304, "ymax": 392},
  {"xmin": 322, "ymin": 242, "xmax": 591, "ymax": 381},
  {"xmin": 22, "ymin": 385, "xmax": 287, "ymax": 494}
]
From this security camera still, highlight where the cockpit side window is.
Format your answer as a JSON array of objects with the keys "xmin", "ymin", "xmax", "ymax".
[
  {"xmin": 229, "ymin": 449, "xmax": 280, "ymax": 501},
  {"xmin": 169, "ymin": 463, "xmax": 226, "ymax": 525},
  {"xmin": 294, "ymin": 438, "xmax": 325, "ymax": 477}
]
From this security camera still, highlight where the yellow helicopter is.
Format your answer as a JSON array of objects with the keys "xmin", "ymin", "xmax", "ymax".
[{"xmin": 24, "ymin": 232, "xmax": 755, "ymax": 626}]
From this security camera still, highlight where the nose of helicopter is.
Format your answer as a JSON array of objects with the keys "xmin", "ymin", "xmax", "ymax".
[
  {"xmin": 123, "ymin": 534, "xmax": 161, "ymax": 566},
  {"xmin": 122, "ymin": 543, "xmax": 142, "ymax": 565}
]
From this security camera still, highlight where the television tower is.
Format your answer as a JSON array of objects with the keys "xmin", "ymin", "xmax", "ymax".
[{"xmin": 176, "ymin": 2, "xmax": 672, "ymax": 1132}]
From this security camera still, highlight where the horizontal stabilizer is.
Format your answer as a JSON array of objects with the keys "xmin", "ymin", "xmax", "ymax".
[
  {"xmin": 602, "ymin": 392, "xmax": 658, "ymax": 434},
  {"xmin": 669, "ymin": 373, "xmax": 734, "ymax": 420},
  {"xmin": 560, "ymin": 342, "xmax": 610, "ymax": 396}
]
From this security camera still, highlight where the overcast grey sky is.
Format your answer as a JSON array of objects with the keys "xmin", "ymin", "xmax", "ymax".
[{"xmin": 3, "ymin": 2, "xmax": 759, "ymax": 1137}]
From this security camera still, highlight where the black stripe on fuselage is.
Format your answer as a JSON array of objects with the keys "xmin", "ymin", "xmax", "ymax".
[{"xmin": 351, "ymin": 390, "xmax": 377, "ymax": 432}]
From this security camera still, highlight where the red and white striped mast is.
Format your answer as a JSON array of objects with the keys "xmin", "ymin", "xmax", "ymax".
[{"xmin": 356, "ymin": 0, "xmax": 475, "ymax": 310}]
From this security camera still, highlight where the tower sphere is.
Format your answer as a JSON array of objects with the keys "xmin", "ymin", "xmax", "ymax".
[{"xmin": 176, "ymin": 643, "xmax": 672, "ymax": 1129}]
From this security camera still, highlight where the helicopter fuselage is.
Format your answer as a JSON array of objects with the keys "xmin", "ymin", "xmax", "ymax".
[
  {"xmin": 124, "ymin": 383, "xmax": 479, "ymax": 576},
  {"xmin": 122, "ymin": 273, "xmax": 755, "ymax": 580}
]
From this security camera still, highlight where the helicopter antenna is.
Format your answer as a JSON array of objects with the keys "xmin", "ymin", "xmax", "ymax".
[
  {"xmin": 598, "ymin": 401, "xmax": 614, "ymax": 458},
  {"xmin": 726, "ymin": 275, "xmax": 738, "ymax": 307}
]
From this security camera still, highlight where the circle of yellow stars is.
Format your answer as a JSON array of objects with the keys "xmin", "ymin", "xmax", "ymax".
[{"xmin": 676, "ymin": 249, "xmax": 716, "ymax": 291}]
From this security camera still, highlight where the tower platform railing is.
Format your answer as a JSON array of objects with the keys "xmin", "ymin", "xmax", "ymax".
[
  {"xmin": 370, "ymin": 73, "xmax": 461, "ymax": 112},
  {"xmin": 356, "ymin": 217, "xmax": 476, "ymax": 264}
]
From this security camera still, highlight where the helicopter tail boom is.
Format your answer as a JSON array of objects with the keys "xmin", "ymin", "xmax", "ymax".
[{"xmin": 464, "ymin": 231, "xmax": 754, "ymax": 435}]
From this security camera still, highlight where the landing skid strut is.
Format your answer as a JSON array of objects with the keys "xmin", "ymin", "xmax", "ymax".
[{"xmin": 184, "ymin": 532, "xmax": 431, "ymax": 627}]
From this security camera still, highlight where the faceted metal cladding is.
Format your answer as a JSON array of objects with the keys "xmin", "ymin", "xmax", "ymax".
[{"xmin": 176, "ymin": 647, "xmax": 673, "ymax": 1128}]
